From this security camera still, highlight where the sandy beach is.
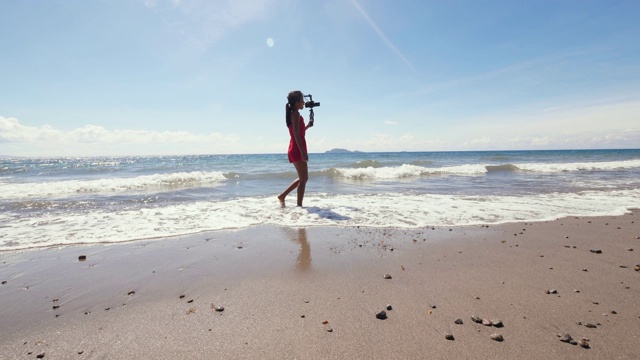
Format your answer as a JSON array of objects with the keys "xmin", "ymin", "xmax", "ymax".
[{"xmin": 1, "ymin": 211, "xmax": 639, "ymax": 359}]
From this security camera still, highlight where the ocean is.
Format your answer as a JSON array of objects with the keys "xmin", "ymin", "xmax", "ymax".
[{"xmin": 1, "ymin": 149, "xmax": 639, "ymax": 251}]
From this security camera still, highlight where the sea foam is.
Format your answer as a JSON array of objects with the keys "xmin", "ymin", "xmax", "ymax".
[{"xmin": 2, "ymin": 189, "xmax": 638, "ymax": 251}]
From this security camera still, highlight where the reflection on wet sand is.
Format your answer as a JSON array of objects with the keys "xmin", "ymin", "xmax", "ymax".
[{"xmin": 282, "ymin": 227, "xmax": 311, "ymax": 272}]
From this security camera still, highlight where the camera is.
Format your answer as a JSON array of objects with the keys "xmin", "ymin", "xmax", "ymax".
[{"xmin": 304, "ymin": 94, "xmax": 320, "ymax": 109}]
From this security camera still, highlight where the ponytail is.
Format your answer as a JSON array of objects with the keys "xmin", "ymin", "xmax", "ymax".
[{"xmin": 285, "ymin": 103, "xmax": 292, "ymax": 127}]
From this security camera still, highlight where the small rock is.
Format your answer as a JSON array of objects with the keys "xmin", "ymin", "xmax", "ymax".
[
  {"xmin": 386, "ymin": 304, "xmax": 393, "ymax": 311},
  {"xmin": 444, "ymin": 332, "xmax": 455, "ymax": 340},
  {"xmin": 78, "ymin": 255, "xmax": 87, "ymax": 261},
  {"xmin": 585, "ymin": 323, "xmax": 597, "ymax": 328},
  {"xmin": 471, "ymin": 315, "xmax": 482, "ymax": 323},
  {"xmin": 590, "ymin": 249, "xmax": 602, "ymax": 254},
  {"xmin": 376, "ymin": 311, "xmax": 387, "ymax": 320},
  {"xmin": 454, "ymin": 318, "xmax": 464, "ymax": 325},
  {"xmin": 214, "ymin": 306, "xmax": 224, "ymax": 312},
  {"xmin": 559, "ymin": 333, "xmax": 573, "ymax": 343},
  {"xmin": 546, "ymin": 289, "xmax": 558, "ymax": 294},
  {"xmin": 482, "ymin": 319, "xmax": 493, "ymax": 326},
  {"xmin": 36, "ymin": 353, "xmax": 45, "ymax": 359},
  {"xmin": 583, "ymin": 268, "xmax": 588, "ymax": 272},
  {"xmin": 578, "ymin": 338, "xmax": 590, "ymax": 348},
  {"xmin": 574, "ymin": 289, "xmax": 580, "ymax": 293},
  {"xmin": 383, "ymin": 273, "xmax": 392, "ymax": 279},
  {"xmin": 128, "ymin": 291, "xmax": 135, "ymax": 296},
  {"xmin": 492, "ymin": 319, "xmax": 503, "ymax": 328},
  {"xmin": 490, "ymin": 333, "xmax": 504, "ymax": 342},
  {"xmin": 326, "ymin": 327, "xmax": 333, "ymax": 332}
]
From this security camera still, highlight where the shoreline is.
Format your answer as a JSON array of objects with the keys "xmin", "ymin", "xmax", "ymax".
[
  {"xmin": 2, "ymin": 205, "xmax": 639, "ymax": 253},
  {"xmin": 1, "ymin": 212, "xmax": 639, "ymax": 359}
]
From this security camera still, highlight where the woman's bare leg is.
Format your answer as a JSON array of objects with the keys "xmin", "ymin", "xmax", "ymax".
[
  {"xmin": 293, "ymin": 161, "xmax": 308, "ymax": 207},
  {"xmin": 277, "ymin": 161, "xmax": 308, "ymax": 207},
  {"xmin": 278, "ymin": 179, "xmax": 299, "ymax": 207}
]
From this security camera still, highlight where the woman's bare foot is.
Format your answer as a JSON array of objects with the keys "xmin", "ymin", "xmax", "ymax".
[{"xmin": 277, "ymin": 195, "xmax": 286, "ymax": 207}]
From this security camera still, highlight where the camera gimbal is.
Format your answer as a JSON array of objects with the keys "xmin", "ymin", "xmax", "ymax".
[{"xmin": 303, "ymin": 94, "xmax": 320, "ymax": 123}]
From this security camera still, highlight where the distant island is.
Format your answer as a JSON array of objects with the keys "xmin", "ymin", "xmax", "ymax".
[{"xmin": 324, "ymin": 148, "xmax": 364, "ymax": 154}]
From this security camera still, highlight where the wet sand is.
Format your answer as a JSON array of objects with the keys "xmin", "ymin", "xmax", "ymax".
[{"xmin": 1, "ymin": 211, "xmax": 639, "ymax": 359}]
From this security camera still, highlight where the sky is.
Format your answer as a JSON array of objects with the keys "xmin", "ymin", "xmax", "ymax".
[{"xmin": 1, "ymin": 0, "xmax": 639, "ymax": 157}]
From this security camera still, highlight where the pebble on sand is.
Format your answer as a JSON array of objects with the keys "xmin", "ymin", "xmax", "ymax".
[
  {"xmin": 578, "ymin": 338, "xmax": 590, "ymax": 348},
  {"xmin": 590, "ymin": 249, "xmax": 602, "ymax": 254},
  {"xmin": 376, "ymin": 311, "xmax": 387, "ymax": 320},
  {"xmin": 490, "ymin": 333, "xmax": 504, "ymax": 342},
  {"xmin": 78, "ymin": 255, "xmax": 87, "ymax": 261},
  {"xmin": 444, "ymin": 332, "xmax": 455, "ymax": 340},
  {"xmin": 383, "ymin": 273, "xmax": 392, "ymax": 279},
  {"xmin": 559, "ymin": 333, "xmax": 573, "ymax": 343}
]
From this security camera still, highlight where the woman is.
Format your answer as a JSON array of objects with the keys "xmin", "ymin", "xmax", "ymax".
[{"xmin": 278, "ymin": 90, "xmax": 313, "ymax": 207}]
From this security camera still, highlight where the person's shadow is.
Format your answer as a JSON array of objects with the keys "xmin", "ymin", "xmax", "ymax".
[
  {"xmin": 305, "ymin": 206, "xmax": 351, "ymax": 221},
  {"xmin": 282, "ymin": 227, "xmax": 312, "ymax": 272}
]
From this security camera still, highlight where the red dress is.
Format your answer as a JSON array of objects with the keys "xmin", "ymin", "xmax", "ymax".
[{"xmin": 287, "ymin": 115, "xmax": 307, "ymax": 163}]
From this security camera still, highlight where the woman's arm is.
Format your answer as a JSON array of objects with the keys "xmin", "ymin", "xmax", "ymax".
[{"xmin": 290, "ymin": 111, "xmax": 308, "ymax": 161}]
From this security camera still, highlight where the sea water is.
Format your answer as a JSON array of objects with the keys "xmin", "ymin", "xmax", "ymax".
[{"xmin": 1, "ymin": 149, "xmax": 639, "ymax": 250}]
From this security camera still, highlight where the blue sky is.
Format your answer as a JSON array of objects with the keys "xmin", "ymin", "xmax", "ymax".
[{"xmin": 1, "ymin": 0, "xmax": 639, "ymax": 156}]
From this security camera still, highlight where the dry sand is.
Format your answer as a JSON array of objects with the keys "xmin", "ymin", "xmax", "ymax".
[{"xmin": 1, "ymin": 211, "xmax": 639, "ymax": 359}]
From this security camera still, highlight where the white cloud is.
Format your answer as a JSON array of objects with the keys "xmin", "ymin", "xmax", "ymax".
[{"xmin": 0, "ymin": 117, "xmax": 239, "ymax": 156}]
